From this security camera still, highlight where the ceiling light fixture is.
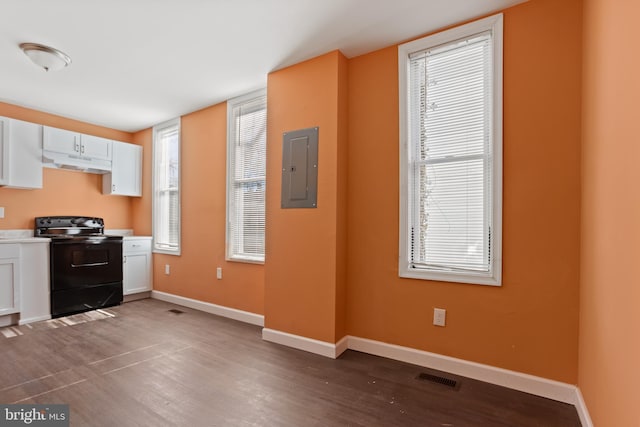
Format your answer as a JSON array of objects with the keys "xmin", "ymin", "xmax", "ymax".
[{"xmin": 19, "ymin": 43, "xmax": 72, "ymax": 72}]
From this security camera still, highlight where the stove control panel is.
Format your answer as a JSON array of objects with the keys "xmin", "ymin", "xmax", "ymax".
[{"xmin": 35, "ymin": 216, "xmax": 105, "ymax": 236}]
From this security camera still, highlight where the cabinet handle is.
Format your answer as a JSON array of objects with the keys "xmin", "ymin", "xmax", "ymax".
[
  {"xmin": 80, "ymin": 143, "xmax": 85, "ymax": 155},
  {"xmin": 74, "ymin": 138, "xmax": 80, "ymax": 153}
]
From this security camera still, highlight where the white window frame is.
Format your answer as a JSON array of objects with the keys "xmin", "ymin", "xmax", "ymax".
[
  {"xmin": 152, "ymin": 117, "xmax": 181, "ymax": 255},
  {"xmin": 398, "ymin": 14, "xmax": 503, "ymax": 286},
  {"xmin": 226, "ymin": 89, "xmax": 267, "ymax": 264}
]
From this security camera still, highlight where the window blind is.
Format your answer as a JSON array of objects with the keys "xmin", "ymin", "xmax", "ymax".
[
  {"xmin": 154, "ymin": 120, "xmax": 180, "ymax": 252},
  {"xmin": 408, "ymin": 32, "xmax": 493, "ymax": 273},
  {"xmin": 227, "ymin": 93, "xmax": 266, "ymax": 261}
]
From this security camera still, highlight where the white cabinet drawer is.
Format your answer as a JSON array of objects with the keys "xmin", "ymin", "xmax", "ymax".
[{"xmin": 124, "ymin": 239, "xmax": 151, "ymax": 254}]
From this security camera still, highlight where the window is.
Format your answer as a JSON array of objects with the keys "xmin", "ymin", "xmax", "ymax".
[
  {"xmin": 398, "ymin": 14, "xmax": 503, "ymax": 286},
  {"xmin": 226, "ymin": 90, "xmax": 267, "ymax": 263},
  {"xmin": 153, "ymin": 118, "xmax": 181, "ymax": 255}
]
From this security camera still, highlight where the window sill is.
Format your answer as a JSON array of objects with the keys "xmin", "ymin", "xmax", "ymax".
[
  {"xmin": 399, "ymin": 265, "xmax": 501, "ymax": 286},
  {"xmin": 226, "ymin": 255, "xmax": 264, "ymax": 265},
  {"xmin": 154, "ymin": 248, "xmax": 181, "ymax": 256}
]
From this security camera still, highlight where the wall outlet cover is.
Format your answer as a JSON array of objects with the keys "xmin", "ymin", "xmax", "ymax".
[{"xmin": 433, "ymin": 308, "xmax": 446, "ymax": 327}]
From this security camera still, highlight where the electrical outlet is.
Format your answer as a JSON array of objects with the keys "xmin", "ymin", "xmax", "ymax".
[
  {"xmin": 216, "ymin": 267, "xmax": 222, "ymax": 280},
  {"xmin": 433, "ymin": 308, "xmax": 446, "ymax": 327},
  {"xmin": 165, "ymin": 264, "xmax": 170, "ymax": 275}
]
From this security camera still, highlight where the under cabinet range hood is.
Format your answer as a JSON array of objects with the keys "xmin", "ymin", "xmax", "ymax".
[
  {"xmin": 42, "ymin": 149, "xmax": 112, "ymax": 174},
  {"xmin": 41, "ymin": 126, "xmax": 113, "ymax": 174}
]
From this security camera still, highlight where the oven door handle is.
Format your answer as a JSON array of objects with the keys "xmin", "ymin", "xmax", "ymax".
[{"xmin": 71, "ymin": 262, "xmax": 109, "ymax": 268}]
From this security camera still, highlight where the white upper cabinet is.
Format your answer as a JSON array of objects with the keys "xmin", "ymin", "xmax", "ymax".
[
  {"xmin": 0, "ymin": 117, "xmax": 43, "ymax": 189},
  {"xmin": 79, "ymin": 134, "xmax": 112, "ymax": 160},
  {"xmin": 42, "ymin": 126, "xmax": 112, "ymax": 172},
  {"xmin": 102, "ymin": 141, "xmax": 142, "ymax": 197},
  {"xmin": 42, "ymin": 126, "xmax": 78, "ymax": 155},
  {"xmin": 0, "ymin": 118, "xmax": 9, "ymax": 185},
  {"xmin": 43, "ymin": 127, "xmax": 111, "ymax": 160},
  {"xmin": 0, "ymin": 119, "xmax": 142, "ymax": 194}
]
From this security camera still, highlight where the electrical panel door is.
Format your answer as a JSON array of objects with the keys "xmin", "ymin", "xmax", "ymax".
[{"xmin": 281, "ymin": 127, "xmax": 318, "ymax": 209}]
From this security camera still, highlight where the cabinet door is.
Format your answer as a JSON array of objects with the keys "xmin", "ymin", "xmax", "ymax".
[
  {"xmin": 0, "ymin": 117, "xmax": 10, "ymax": 185},
  {"xmin": 105, "ymin": 142, "xmax": 142, "ymax": 196},
  {"xmin": 6, "ymin": 119, "xmax": 43, "ymax": 189},
  {"xmin": 0, "ymin": 257, "xmax": 19, "ymax": 316},
  {"xmin": 18, "ymin": 242, "xmax": 50, "ymax": 324},
  {"xmin": 43, "ymin": 126, "xmax": 80, "ymax": 155},
  {"xmin": 80, "ymin": 134, "xmax": 112, "ymax": 160},
  {"xmin": 123, "ymin": 252, "xmax": 151, "ymax": 295}
]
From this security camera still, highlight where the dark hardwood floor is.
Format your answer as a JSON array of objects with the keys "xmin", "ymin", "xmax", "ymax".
[{"xmin": 0, "ymin": 299, "xmax": 581, "ymax": 426}]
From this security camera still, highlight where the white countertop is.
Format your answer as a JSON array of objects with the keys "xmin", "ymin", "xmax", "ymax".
[
  {"xmin": 106, "ymin": 229, "xmax": 134, "ymax": 236},
  {"xmin": 0, "ymin": 229, "xmax": 149, "ymax": 243},
  {"xmin": 0, "ymin": 237, "xmax": 50, "ymax": 244},
  {"xmin": 0, "ymin": 230, "xmax": 50, "ymax": 243}
]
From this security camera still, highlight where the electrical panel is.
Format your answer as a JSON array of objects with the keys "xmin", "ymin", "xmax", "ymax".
[{"xmin": 281, "ymin": 127, "xmax": 318, "ymax": 209}]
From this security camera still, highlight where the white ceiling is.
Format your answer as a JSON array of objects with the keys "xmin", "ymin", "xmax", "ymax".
[{"xmin": 1, "ymin": 0, "xmax": 524, "ymax": 132}]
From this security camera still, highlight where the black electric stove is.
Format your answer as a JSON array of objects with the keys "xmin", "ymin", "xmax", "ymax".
[{"xmin": 35, "ymin": 216, "xmax": 123, "ymax": 318}]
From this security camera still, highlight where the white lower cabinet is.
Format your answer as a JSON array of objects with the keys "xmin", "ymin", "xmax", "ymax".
[
  {"xmin": 0, "ymin": 240, "xmax": 50, "ymax": 325},
  {"xmin": 123, "ymin": 237, "xmax": 152, "ymax": 295},
  {"xmin": 19, "ymin": 241, "xmax": 50, "ymax": 324},
  {"xmin": 0, "ymin": 244, "xmax": 19, "ymax": 316}
]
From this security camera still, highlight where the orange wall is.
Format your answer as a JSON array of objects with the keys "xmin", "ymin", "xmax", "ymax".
[
  {"xmin": 0, "ymin": 102, "xmax": 134, "ymax": 230},
  {"xmin": 580, "ymin": 0, "xmax": 640, "ymax": 425},
  {"xmin": 335, "ymin": 53, "xmax": 349, "ymax": 341},
  {"xmin": 346, "ymin": 0, "xmax": 582, "ymax": 383},
  {"xmin": 264, "ymin": 51, "xmax": 346, "ymax": 342},
  {"xmin": 131, "ymin": 127, "xmax": 152, "ymax": 236},
  {"xmin": 145, "ymin": 103, "xmax": 265, "ymax": 315}
]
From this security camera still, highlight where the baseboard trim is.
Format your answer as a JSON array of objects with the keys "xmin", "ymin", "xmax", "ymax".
[
  {"xmin": 19, "ymin": 314, "xmax": 51, "ymax": 325},
  {"xmin": 348, "ymin": 336, "xmax": 576, "ymax": 405},
  {"xmin": 0, "ymin": 314, "xmax": 19, "ymax": 327},
  {"xmin": 151, "ymin": 291, "xmax": 264, "ymax": 327},
  {"xmin": 262, "ymin": 328, "xmax": 347, "ymax": 359},
  {"xmin": 124, "ymin": 291, "xmax": 151, "ymax": 303},
  {"xmin": 260, "ymin": 331, "xmax": 583, "ymax": 410},
  {"xmin": 574, "ymin": 387, "xmax": 594, "ymax": 427},
  {"xmin": 335, "ymin": 335, "xmax": 349, "ymax": 358}
]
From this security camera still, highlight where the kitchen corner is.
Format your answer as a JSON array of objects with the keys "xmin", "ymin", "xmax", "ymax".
[{"xmin": 0, "ymin": 228, "xmax": 152, "ymax": 327}]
